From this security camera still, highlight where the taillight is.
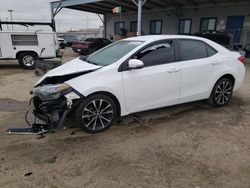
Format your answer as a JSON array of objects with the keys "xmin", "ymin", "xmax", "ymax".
[{"xmin": 238, "ymin": 56, "xmax": 245, "ymax": 64}]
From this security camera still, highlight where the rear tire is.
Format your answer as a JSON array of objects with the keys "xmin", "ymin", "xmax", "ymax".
[
  {"xmin": 208, "ymin": 78, "xmax": 233, "ymax": 107},
  {"xmin": 18, "ymin": 52, "xmax": 38, "ymax": 69},
  {"xmin": 75, "ymin": 94, "xmax": 117, "ymax": 133}
]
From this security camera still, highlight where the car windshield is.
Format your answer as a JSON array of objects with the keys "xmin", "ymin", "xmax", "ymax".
[{"xmin": 82, "ymin": 41, "xmax": 143, "ymax": 66}]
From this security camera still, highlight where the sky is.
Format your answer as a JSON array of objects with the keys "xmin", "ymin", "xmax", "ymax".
[{"xmin": 0, "ymin": 0, "xmax": 103, "ymax": 32}]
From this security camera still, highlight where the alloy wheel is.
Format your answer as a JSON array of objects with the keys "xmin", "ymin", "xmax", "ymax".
[
  {"xmin": 214, "ymin": 80, "xmax": 233, "ymax": 105},
  {"xmin": 81, "ymin": 99, "xmax": 114, "ymax": 131}
]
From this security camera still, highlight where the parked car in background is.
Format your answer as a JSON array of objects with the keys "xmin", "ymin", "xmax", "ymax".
[
  {"xmin": 244, "ymin": 44, "xmax": 250, "ymax": 58},
  {"xmin": 57, "ymin": 37, "xmax": 67, "ymax": 48},
  {"xmin": 61, "ymin": 35, "xmax": 81, "ymax": 47},
  {"xmin": 72, "ymin": 38, "xmax": 111, "ymax": 55},
  {"xmin": 194, "ymin": 31, "xmax": 233, "ymax": 49},
  {"xmin": 0, "ymin": 31, "xmax": 60, "ymax": 69},
  {"xmin": 32, "ymin": 35, "xmax": 245, "ymax": 133},
  {"xmin": 195, "ymin": 31, "xmax": 248, "ymax": 58}
]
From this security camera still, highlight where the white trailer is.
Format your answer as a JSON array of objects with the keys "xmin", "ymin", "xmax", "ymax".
[{"xmin": 0, "ymin": 31, "xmax": 60, "ymax": 69}]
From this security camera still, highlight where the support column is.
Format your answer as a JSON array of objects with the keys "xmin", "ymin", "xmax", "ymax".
[
  {"xmin": 50, "ymin": 2, "xmax": 62, "ymax": 32},
  {"xmin": 104, "ymin": 14, "xmax": 107, "ymax": 38},
  {"xmin": 50, "ymin": 2, "xmax": 56, "ymax": 32},
  {"xmin": 137, "ymin": 0, "xmax": 142, "ymax": 36}
]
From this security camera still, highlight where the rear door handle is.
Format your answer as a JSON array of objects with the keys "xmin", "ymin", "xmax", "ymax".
[{"xmin": 167, "ymin": 68, "xmax": 180, "ymax": 73}]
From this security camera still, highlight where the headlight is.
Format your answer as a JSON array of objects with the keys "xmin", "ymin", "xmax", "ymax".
[
  {"xmin": 33, "ymin": 83, "xmax": 71, "ymax": 100},
  {"xmin": 41, "ymin": 84, "xmax": 70, "ymax": 93}
]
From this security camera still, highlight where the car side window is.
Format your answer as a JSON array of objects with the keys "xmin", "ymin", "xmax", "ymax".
[
  {"xmin": 206, "ymin": 44, "xmax": 217, "ymax": 57},
  {"xmin": 134, "ymin": 41, "xmax": 175, "ymax": 67},
  {"xmin": 179, "ymin": 39, "xmax": 208, "ymax": 61}
]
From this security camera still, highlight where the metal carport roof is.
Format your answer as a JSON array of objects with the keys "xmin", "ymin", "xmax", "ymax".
[
  {"xmin": 50, "ymin": 0, "xmax": 250, "ymax": 35},
  {"xmin": 51, "ymin": 0, "xmax": 250, "ymax": 15}
]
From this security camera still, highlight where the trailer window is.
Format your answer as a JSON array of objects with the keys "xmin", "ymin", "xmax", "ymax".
[{"xmin": 11, "ymin": 35, "xmax": 38, "ymax": 46}]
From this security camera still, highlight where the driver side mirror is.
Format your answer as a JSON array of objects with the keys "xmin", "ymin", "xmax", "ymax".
[{"xmin": 128, "ymin": 59, "xmax": 144, "ymax": 70}]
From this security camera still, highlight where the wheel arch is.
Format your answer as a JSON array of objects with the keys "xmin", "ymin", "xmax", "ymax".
[
  {"xmin": 217, "ymin": 74, "xmax": 236, "ymax": 86},
  {"xmin": 209, "ymin": 73, "xmax": 236, "ymax": 97},
  {"xmin": 86, "ymin": 91, "xmax": 121, "ymax": 117},
  {"xmin": 208, "ymin": 73, "xmax": 235, "ymax": 107},
  {"xmin": 16, "ymin": 51, "xmax": 38, "ymax": 59}
]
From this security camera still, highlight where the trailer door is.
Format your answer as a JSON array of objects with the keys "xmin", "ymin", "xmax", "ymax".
[
  {"xmin": 0, "ymin": 33, "xmax": 15, "ymax": 58},
  {"xmin": 38, "ymin": 33, "xmax": 57, "ymax": 58}
]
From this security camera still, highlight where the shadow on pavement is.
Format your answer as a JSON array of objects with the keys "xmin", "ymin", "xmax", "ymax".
[{"xmin": 0, "ymin": 64, "xmax": 20, "ymax": 69}]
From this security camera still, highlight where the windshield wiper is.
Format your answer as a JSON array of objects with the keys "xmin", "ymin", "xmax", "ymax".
[
  {"xmin": 86, "ymin": 59, "xmax": 100, "ymax": 66},
  {"xmin": 80, "ymin": 57, "xmax": 102, "ymax": 66}
]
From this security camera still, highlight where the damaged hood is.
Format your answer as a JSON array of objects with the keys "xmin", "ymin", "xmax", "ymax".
[{"xmin": 36, "ymin": 57, "xmax": 101, "ymax": 86}]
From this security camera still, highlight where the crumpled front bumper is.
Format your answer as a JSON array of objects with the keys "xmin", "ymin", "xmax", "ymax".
[{"xmin": 32, "ymin": 89, "xmax": 82, "ymax": 128}]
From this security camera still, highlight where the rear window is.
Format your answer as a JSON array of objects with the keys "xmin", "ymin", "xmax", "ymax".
[
  {"xmin": 206, "ymin": 45, "xmax": 217, "ymax": 57},
  {"xmin": 179, "ymin": 40, "xmax": 207, "ymax": 61},
  {"xmin": 11, "ymin": 35, "xmax": 38, "ymax": 46}
]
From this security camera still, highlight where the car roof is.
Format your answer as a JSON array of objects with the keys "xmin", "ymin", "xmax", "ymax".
[
  {"xmin": 123, "ymin": 35, "xmax": 229, "ymax": 52},
  {"xmin": 124, "ymin": 35, "xmax": 207, "ymax": 42}
]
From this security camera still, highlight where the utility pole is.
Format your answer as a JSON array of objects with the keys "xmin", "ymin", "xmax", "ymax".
[{"xmin": 8, "ymin": 10, "xmax": 13, "ymax": 30}]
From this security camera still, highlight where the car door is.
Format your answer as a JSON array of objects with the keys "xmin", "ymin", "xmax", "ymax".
[
  {"xmin": 122, "ymin": 40, "xmax": 181, "ymax": 113},
  {"xmin": 177, "ymin": 39, "xmax": 223, "ymax": 103}
]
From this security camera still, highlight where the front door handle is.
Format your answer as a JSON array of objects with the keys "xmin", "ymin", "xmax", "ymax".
[{"xmin": 167, "ymin": 68, "xmax": 180, "ymax": 73}]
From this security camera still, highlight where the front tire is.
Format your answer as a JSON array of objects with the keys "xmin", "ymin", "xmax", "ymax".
[
  {"xmin": 75, "ymin": 94, "xmax": 117, "ymax": 133},
  {"xmin": 208, "ymin": 78, "xmax": 233, "ymax": 107},
  {"xmin": 18, "ymin": 52, "xmax": 38, "ymax": 69}
]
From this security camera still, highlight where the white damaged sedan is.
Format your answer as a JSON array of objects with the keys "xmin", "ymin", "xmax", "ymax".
[{"xmin": 32, "ymin": 35, "xmax": 245, "ymax": 133}]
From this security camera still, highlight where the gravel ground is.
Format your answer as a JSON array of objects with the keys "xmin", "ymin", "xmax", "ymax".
[{"xmin": 0, "ymin": 50, "xmax": 250, "ymax": 188}]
